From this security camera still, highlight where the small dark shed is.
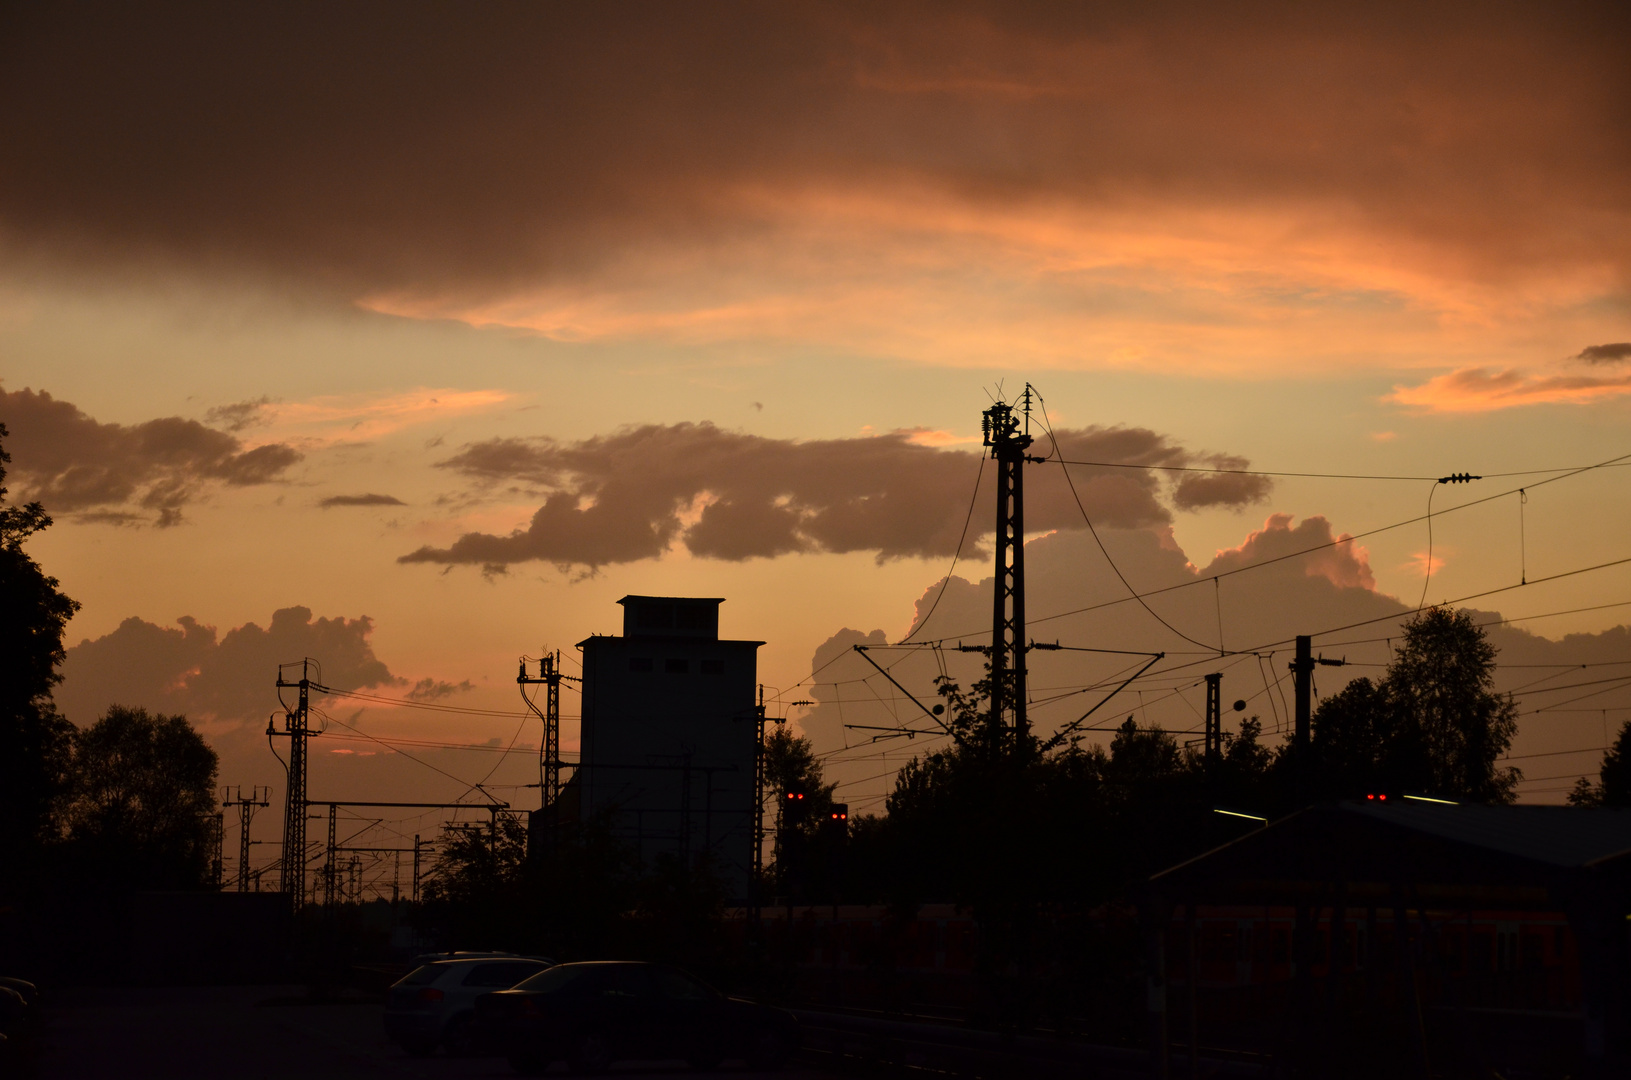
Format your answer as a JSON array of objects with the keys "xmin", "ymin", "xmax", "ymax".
[{"xmin": 1142, "ymin": 800, "xmax": 1631, "ymax": 1077}]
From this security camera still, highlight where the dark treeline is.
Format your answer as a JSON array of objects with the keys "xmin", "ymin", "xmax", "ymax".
[
  {"xmin": 778, "ymin": 604, "xmax": 1526, "ymax": 913},
  {"xmin": 0, "ymin": 424, "xmax": 221, "ymax": 979},
  {"xmin": 410, "ymin": 601, "xmax": 1564, "ymax": 1030}
]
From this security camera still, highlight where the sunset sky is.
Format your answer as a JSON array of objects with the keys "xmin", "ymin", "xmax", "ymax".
[{"xmin": 2, "ymin": 3, "xmax": 1628, "ymax": 853}]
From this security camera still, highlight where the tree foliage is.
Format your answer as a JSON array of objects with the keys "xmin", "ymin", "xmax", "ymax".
[
  {"xmin": 763, "ymin": 724, "xmax": 840, "ymax": 897},
  {"xmin": 1568, "ymin": 719, "xmax": 1631, "ymax": 808},
  {"xmin": 59, "ymin": 705, "xmax": 221, "ymax": 890},
  {"xmin": 1309, "ymin": 606, "xmax": 1520, "ymax": 802},
  {"xmin": 0, "ymin": 422, "xmax": 79, "ymax": 881}
]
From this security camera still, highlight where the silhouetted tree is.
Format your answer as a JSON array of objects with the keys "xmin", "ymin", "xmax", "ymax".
[
  {"xmin": 1568, "ymin": 719, "xmax": 1631, "ymax": 807},
  {"xmin": 423, "ymin": 814, "xmax": 529, "ymax": 910},
  {"xmin": 1307, "ymin": 676, "xmax": 1402, "ymax": 794},
  {"xmin": 59, "ymin": 705, "xmax": 220, "ymax": 890},
  {"xmin": 0, "ymin": 423, "xmax": 78, "ymax": 888},
  {"xmin": 1388, "ymin": 606, "xmax": 1520, "ymax": 801},
  {"xmin": 763, "ymin": 726, "xmax": 838, "ymax": 899},
  {"xmin": 1308, "ymin": 607, "xmax": 1520, "ymax": 803}
]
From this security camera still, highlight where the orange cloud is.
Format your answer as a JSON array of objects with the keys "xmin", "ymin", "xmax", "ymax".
[
  {"xmin": 1387, "ymin": 367, "xmax": 1631, "ymax": 413},
  {"xmin": 1207, "ymin": 513, "xmax": 1376, "ymax": 592},
  {"xmin": 1405, "ymin": 550, "xmax": 1448, "ymax": 578},
  {"xmin": 246, "ymin": 388, "xmax": 513, "ymax": 445},
  {"xmin": 901, "ymin": 427, "xmax": 980, "ymax": 447}
]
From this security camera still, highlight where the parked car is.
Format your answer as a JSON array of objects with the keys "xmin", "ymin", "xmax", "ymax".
[
  {"xmin": 0, "ymin": 979, "xmax": 35, "ymax": 1007},
  {"xmin": 385, "ymin": 955, "xmax": 554, "ymax": 1057},
  {"xmin": 0, "ymin": 985, "xmax": 25, "ymax": 1037},
  {"xmin": 410, "ymin": 950, "xmax": 535, "ymax": 967},
  {"xmin": 476, "ymin": 961, "xmax": 799, "ymax": 1075}
]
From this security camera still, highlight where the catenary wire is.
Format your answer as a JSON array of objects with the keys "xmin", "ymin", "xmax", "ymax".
[{"xmin": 899, "ymin": 453, "xmax": 986, "ymax": 643}]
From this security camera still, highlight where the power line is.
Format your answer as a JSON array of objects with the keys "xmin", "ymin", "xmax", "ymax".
[
  {"xmin": 1030, "ymin": 388, "xmax": 1217, "ymax": 651},
  {"xmin": 1250, "ymin": 551, "xmax": 1631, "ymax": 653},
  {"xmin": 1050, "ymin": 458, "xmax": 1436, "ymax": 481},
  {"xmin": 900, "ymin": 452, "xmax": 985, "ymax": 643},
  {"xmin": 1047, "ymin": 457, "xmax": 1631, "ymax": 483},
  {"xmin": 319, "ymin": 731, "xmax": 542, "ymax": 755},
  {"xmin": 319, "ymin": 685, "xmax": 539, "ymax": 717},
  {"xmin": 1319, "ymin": 598, "xmax": 1631, "ymax": 649},
  {"xmin": 967, "ymin": 446, "xmax": 1631, "ymax": 642}
]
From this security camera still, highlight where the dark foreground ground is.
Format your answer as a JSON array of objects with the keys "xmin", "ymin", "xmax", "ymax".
[{"xmin": 17, "ymin": 984, "xmax": 847, "ymax": 1080}]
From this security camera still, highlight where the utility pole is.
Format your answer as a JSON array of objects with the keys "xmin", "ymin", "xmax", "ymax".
[
  {"xmin": 983, "ymin": 389, "xmax": 1037, "ymax": 755},
  {"xmin": 412, "ymin": 834, "xmax": 423, "ymax": 902},
  {"xmin": 748, "ymin": 686, "xmax": 794, "ymax": 933},
  {"xmin": 1292, "ymin": 636, "xmax": 1313, "ymax": 755},
  {"xmin": 678, "ymin": 752, "xmax": 693, "ymax": 868},
  {"xmin": 1204, "ymin": 674, "xmax": 1222, "ymax": 763},
  {"xmin": 272, "ymin": 659, "xmax": 317, "ymax": 909},
  {"xmin": 224, "ymin": 786, "xmax": 271, "ymax": 892},
  {"xmin": 1289, "ymin": 636, "xmax": 1343, "ymax": 801},
  {"xmin": 324, "ymin": 802, "xmax": 339, "ymax": 913},
  {"xmin": 519, "ymin": 650, "xmax": 578, "ymax": 852},
  {"xmin": 209, "ymin": 811, "xmax": 225, "ymax": 889}
]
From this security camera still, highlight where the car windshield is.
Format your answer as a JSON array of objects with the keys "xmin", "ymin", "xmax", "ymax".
[
  {"xmin": 514, "ymin": 965, "xmax": 582, "ymax": 994},
  {"xmin": 655, "ymin": 967, "xmax": 717, "ymax": 1001},
  {"xmin": 398, "ymin": 964, "xmax": 446, "ymax": 986}
]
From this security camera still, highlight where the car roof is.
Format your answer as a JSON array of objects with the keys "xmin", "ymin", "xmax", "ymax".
[{"xmin": 416, "ymin": 955, "xmax": 551, "ymax": 968}]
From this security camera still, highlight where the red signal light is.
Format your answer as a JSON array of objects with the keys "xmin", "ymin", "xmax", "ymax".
[
  {"xmin": 1379, "ymin": 794, "xmax": 1387, "ymax": 801},
  {"xmin": 1367, "ymin": 794, "xmax": 1375, "ymax": 800}
]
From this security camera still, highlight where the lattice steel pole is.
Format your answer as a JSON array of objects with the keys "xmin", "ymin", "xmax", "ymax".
[{"xmin": 983, "ymin": 391, "xmax": 1035, "ymax": 755}]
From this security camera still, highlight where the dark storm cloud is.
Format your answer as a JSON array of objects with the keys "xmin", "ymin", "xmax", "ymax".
[
  {"xmin": 398, "ymin": 421, "xmax": 1269, "ymax": 569},
  {"xmin": 55, "ymin": 606, "xmax": 396, "ymax": 726},
  {"xmin": 1036, "ymin": 428, "xmax": 1274, "ymax": 511},
  {"xmin": 0, "ymin": 2, "xmax": 1624, "ymax": 298},
  {"xmin": 319, "ymin": 493, "xmax": 406, "ymax": 508},
  {"xmin": 1574, "ymin": 343, "xmax": 1631, "ymax": 364},
  {"xmin": 0, "ymin": 387, "xmax": 302, "ymax": 524}
]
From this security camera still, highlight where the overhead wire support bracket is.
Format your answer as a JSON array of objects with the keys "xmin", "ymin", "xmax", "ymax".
[
  {"xmin": 843, "ymin": 723, "xmax": 944, "ymax": 743},
  {"xmin": 851, "ymin": 644, "xmax": 966, "ymax": 748},
  {"xmin": 1041, "ymin": 652, "xmax": 1166, "ymax": 752}
]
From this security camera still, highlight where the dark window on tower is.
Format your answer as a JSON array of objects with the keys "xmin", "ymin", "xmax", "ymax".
[
  {"xmin": 673, "ymin": 604, "xmax": 718, "ymax": 634},
  {"xmin": 629, "ymin": 657, "xmax": 653, "ymax": 672},
  {"xmin": 700, "ymin": 659, "xmax": 724, "ymax": 675},
  {"xmin": 637, "ymin": 604, "xmax": 674, "ymax": 630},
  {"xmin": 665, "ymin": 658, "xmax": 689, "ymax": 674}
]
